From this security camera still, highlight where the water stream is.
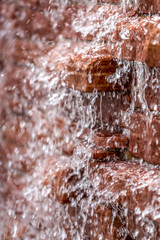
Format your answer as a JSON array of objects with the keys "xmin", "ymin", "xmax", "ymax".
[{"xmin": 0, "ymin": 0, "xmax": 160, "ymax": 239}]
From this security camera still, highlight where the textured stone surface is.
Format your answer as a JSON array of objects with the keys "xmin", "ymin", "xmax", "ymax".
[
  {"xmin": 39, "ymin": 158, "xmax": 160, "ymax": 237},
  {"xmin": 145, "ymin": 22, "xmax": 160, "ymax": 68},
  {"xmin": 90, "ymin": 147, "xmax": 121, "ymax": 160},
  {"xmin": 39, "ymin": 156, "xmax": 160, "ymax": 224},
  {"xmin": 95, "ymin": 92, "xmax": 131, "ymax": 126},
  {"xmin": 38, "ymin": 41, "xmax": 132, "ymax": 92},
  {"xmin": 63, "ymin": 201, "xmax": 160, "ymax": 240},
  {"xmin": 88, "ymin": 204, "xmax": 160, "ymax": 240},
  {"xmin": 12, "ymin": 0, "xmax": 160, "ymax": 15},
  {"xmin": 135, "ymin": 0, "xmax": 160, "ymax": 15},
  {"xmin": 62, "ymin": 5, "xmax": 160, "ymax": 66},
  {"xmin": 89, "ymin": 161, "xmax": 160, "ymax": 224},
  {"xmin": 98, "ymin": 0, "xmax": 160, "ymax": 15},
  {"xmin": 39, "ymin": 156, "xmax": 85, "ymax": 204},
  {"xmin": 127, "ymin": 113, "xmax": 160, "ymax": 165},
  {"xmin": 93, "ymin": 130, "xmax": 128, "ymax": 149},
  {"xmin": 121, "ymin": 0, "xmax": 160, "ymax": 15},
  {"xmin": 64, "ymin": 204, "xmax": 128, "ymax": 240},
  {"xmin": 1, "ymin": 1, "xmax": 160, "ymax": 239},
  {"xmin": 131, "ymin": 64, "xmax": 160, "ymax": 112}
]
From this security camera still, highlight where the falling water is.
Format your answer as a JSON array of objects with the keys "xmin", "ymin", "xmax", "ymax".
[{"xmin": 0, "ymin": 0, "xmax": 160, "ymax": 239}]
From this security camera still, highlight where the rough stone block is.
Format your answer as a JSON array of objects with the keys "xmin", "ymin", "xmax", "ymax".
[
  {"xmin": 121, "ymin": 0, "xmax": 160, "ymax": 15},
  {"xmin": 127, "ymin": 112, "xmax": 160, "ymax": 165},
  {"xmin": 94, "ymin": 92, "xmax": 131, "ymax": 126},
  {"xmin": 93, "ymin": 129, "xmax": 128, "ymax": 149},
  {"xmin": 85, "ymin": 204, "xmax": 126, "ymax": 240},
  {"xmin": 89, "ymin": 161, "xmax": 160, "ymax": 224},
  {"xmin": 86, "ymin": 129, "xmax": 129, "ymax": 160},
  {"xmin": 131, "ymin": 63, "xmax": 160, "ymax": 112},
  {"xmin": 39, "ymin": 156, "xmax": 85, "ymax": 204},
  {"xmin": 64, "ymin": 204, "xmax": 128, "ymax": 240},
  {"xmin": 40, "ymin": 159, "xmax": 160, "ymax": 238},
  {"xmin": 39, "ymin": 157, "xmax": 160, "ymax": 224},
  {"xmin": 38, "ymin": 41, "xmax": 132, "ymax": 92},
  {"xmin": 64, "ymin": 201, "xmax": 160, "ymax": 240},
  {"xmin": 61, "ymin": 5, "xmax": 160, "ymax": 66},
  {"xmin": 90, "ymin": 147, "xmax": 121, "ymax": 160},
  {"xmin": 98, "ymin": 0, "xmax": 160, "ymax": 15},
  {"xmin": 145, "ymin": 22, "xmax": 160, "ymax": 68}
]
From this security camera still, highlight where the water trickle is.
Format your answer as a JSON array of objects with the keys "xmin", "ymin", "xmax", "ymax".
[{"xmin": 1, "ymin": 0, "xmax": 160, "ymax": 239}]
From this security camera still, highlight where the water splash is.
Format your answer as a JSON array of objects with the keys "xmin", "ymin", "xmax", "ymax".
[{"xmin": 0, "ymin": 0, "xmax": 160, "ymax": 239}]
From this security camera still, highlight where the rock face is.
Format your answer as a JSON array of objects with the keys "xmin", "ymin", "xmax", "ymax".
[
  {"xmin": 99, "ymin": 0, "xmax": 160, "ymax": 14},
  {"xmin": 145, "ymin": 23, "xmax": 160, "ymax": 68},
  {"xmin": 1, "ymin": 0, "xmax": 160, "ymax": 239},
  {"xmin": 61, "ymin": 4, "xmax": 160, "ymax": 65},
  {"xmin": 37, "ymin": 41, "xmax": 132, "ymax": 92},
  {"xmin": 128, "ymin": 113, "xmax": 160, "ymax": 165}
]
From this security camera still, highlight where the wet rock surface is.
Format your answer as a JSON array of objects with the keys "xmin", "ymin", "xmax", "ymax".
[{"xmin": 0, "ymin": 0, "xmax": 160, "ymax": 239}]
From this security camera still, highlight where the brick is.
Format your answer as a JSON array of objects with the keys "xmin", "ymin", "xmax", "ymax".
[
  {"xmin": 127, "ymin": 112, "xmax": 160, "ymax": 165},
  {"xmin": 64, "ymin": 204, "xmax": 127, "ymax": 240},
  {"xmin": 94, "ymin": 91, "xmax": 131, "ymax": 126},
  {"xmin": 15, "ymin": 0, "xmax": 159, "ymax": 16},
  {"xmin": 85, "ymin": 205, "xmax": 127, "ymax": 240},
  {"xmin": 64, "ymin": 202, "xmax": 160, "ymax": 239},
  {"xmin": 113, "ymin": 205, "xmax": 160, "ymax": 239},
  {"xmin": 149, "ymin": 117, "xmax": 160, "ymax": 163},
  {"xmin": 91, "ymin": 147, "xmax": 120, "ymax": 160},
  {"xmin": 131, "ymin": 64, "xmax": 160, "ymax": 112},
  {"xmin": 98, "ymin": 0, "xmax": 160, "ymax": 14},
  {"xmin": 129, "ymin": 214, "xmax": 160, "ymax": 239},
  {"xmin": 89, "ymin": 161, "xmax": 160, "ymax": 224},
  {"xmin": 86, "ymin": 129, "xmax": 129, "ymax": 160},
  {"xmin": 93, "ymin": 130, "xmax": 128, "ymax": 149},
  {"xmin": 121, "ymin": 0, "xmax": 160, "ymax": 15},
  {"xmin": 145, "ymin": 22, "xmax": 160, "ymax": 68},
  {"xmin": 39, "ymin": 156, "xmax": 85, "ymax": 204},
  {"xmin": 61, "ymin": 5, "xmax": 160, "ymax": 66},
  {"xmin": 39, "ymin": 157, "xmax": 160, "ymax": 225},
  {"xmin": 38, "ymin": 41, "xmax": 132, "ymax": 92},
  {"xmin": 51, "ymin": 159, "xmax": 160, "ymax": 239}
]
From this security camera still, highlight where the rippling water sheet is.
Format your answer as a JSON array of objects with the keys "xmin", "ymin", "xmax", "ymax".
[{"xmin": 0, "ymin": 0, "xmax": 160, "ymax": 239}]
